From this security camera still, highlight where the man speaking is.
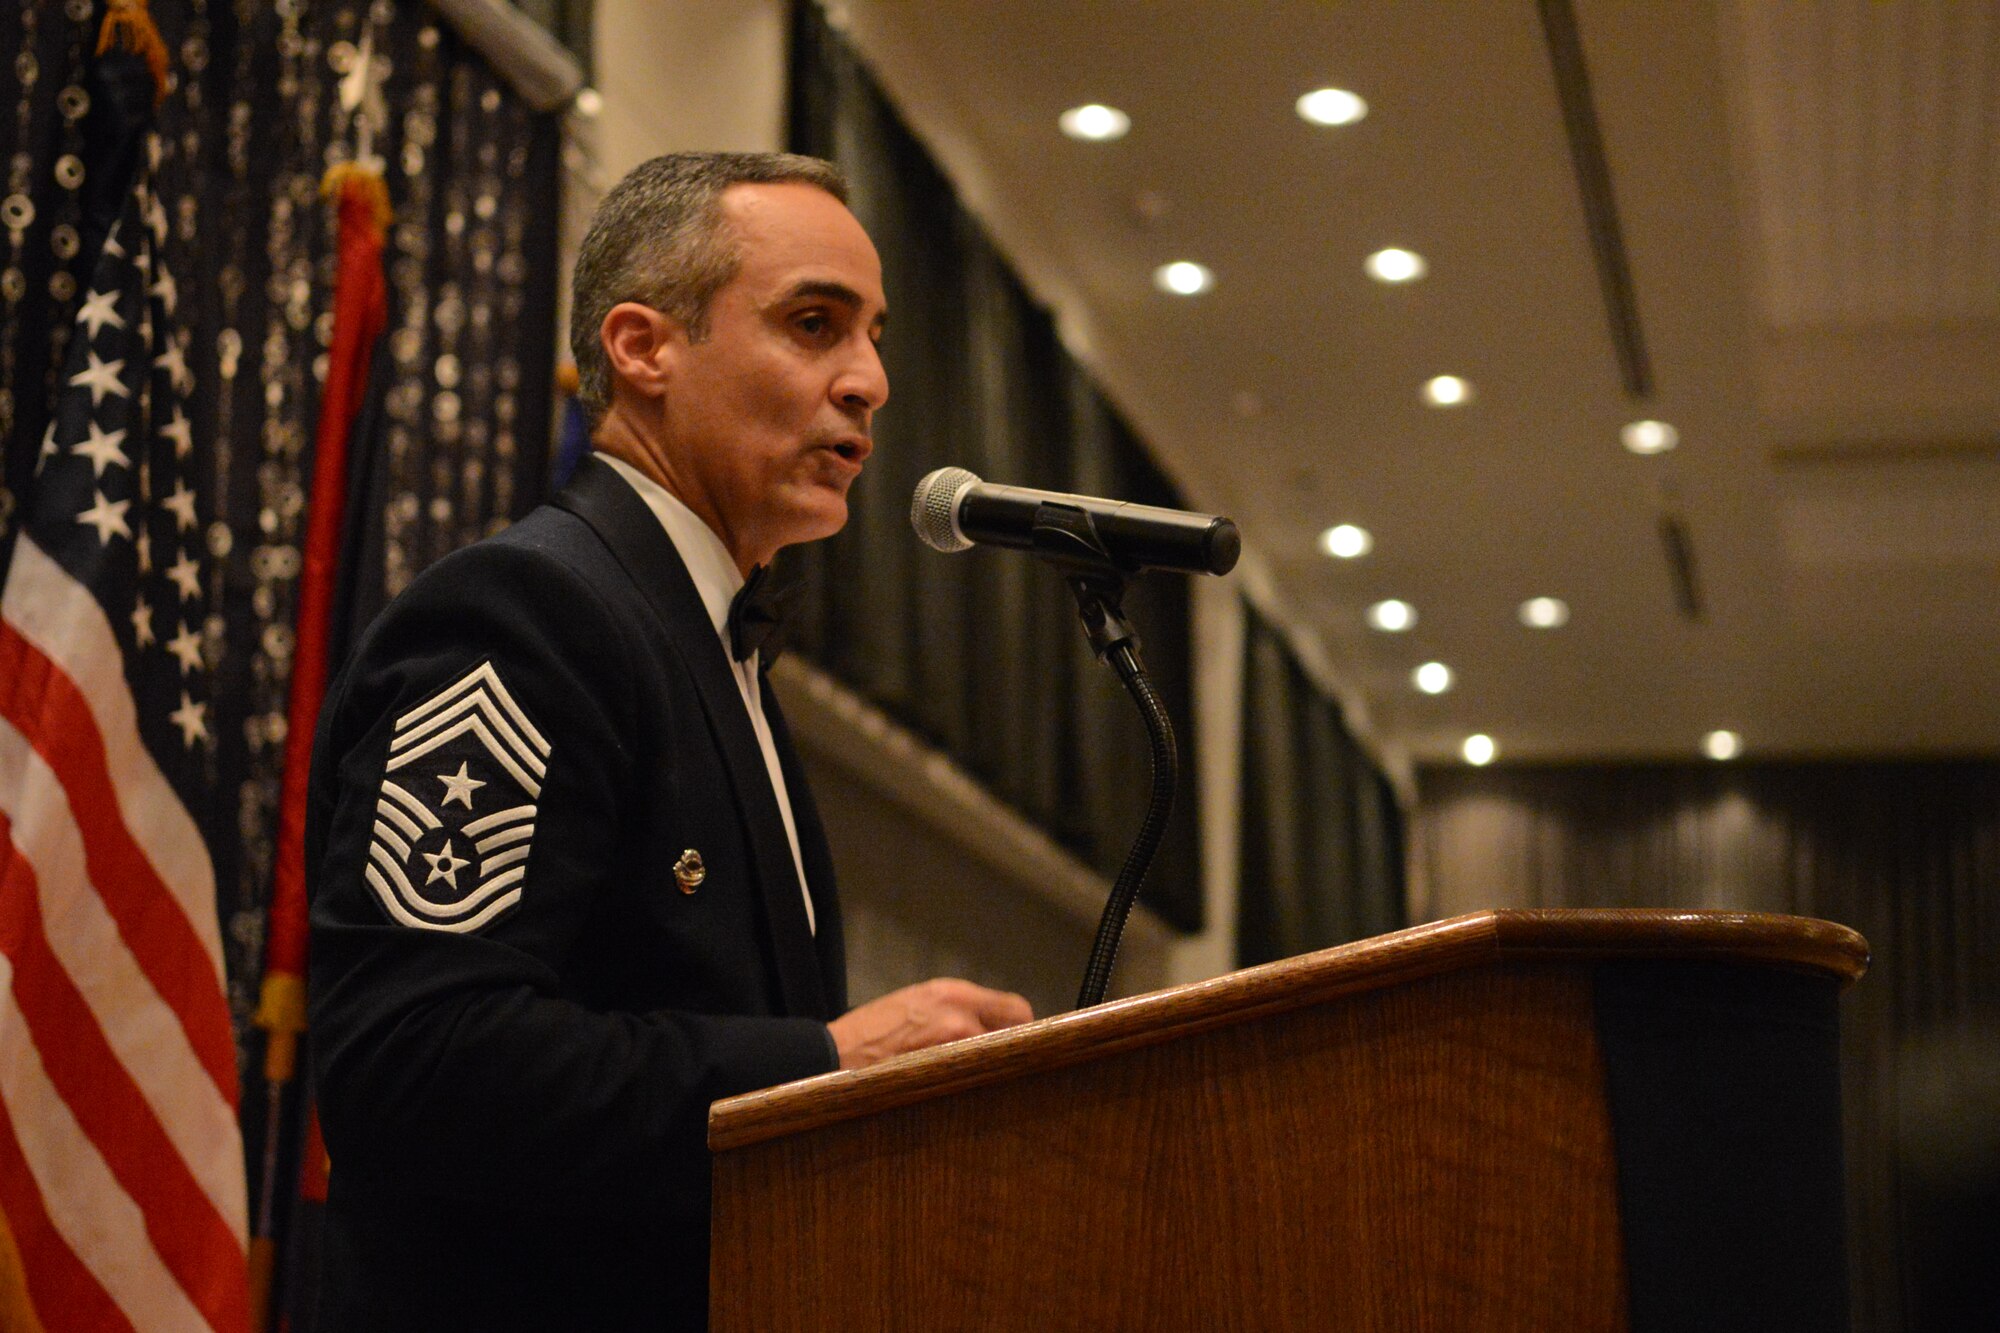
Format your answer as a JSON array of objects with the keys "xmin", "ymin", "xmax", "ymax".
[{"xmin": 305, "ymin": 152, "xmax": 1033, "ymax": 1330}]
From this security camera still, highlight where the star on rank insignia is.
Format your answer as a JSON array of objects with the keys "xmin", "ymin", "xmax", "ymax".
[{"xmin": 365, "ymin": 660, "xmax": 552, "ymax": 933}]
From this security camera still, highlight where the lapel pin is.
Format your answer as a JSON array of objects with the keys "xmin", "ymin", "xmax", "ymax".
[{"xmin": 672, "ymin": 849, "xmax": 706, "ymax": 894}]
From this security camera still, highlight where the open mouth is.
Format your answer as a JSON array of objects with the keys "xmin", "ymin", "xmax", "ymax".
[{"xmin": 829, "ymin": 438, "xmax": 870, "ymax": 465}]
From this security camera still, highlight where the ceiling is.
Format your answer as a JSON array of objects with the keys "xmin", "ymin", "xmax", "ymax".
[{"xmin": 832, "ymin": 0, "xmax": 2000, "ymax": 767}]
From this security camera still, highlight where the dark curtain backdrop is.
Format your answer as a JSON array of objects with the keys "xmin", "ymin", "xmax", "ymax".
[
  {"xmin": 1418, "ymin": 760, "xmax": 2000, "ymax": 1332},
  {"xmin": 1236, "ymin": 604, "xmax": 1406, "ymax": 965},
  {"xmin": 783, "ymin": 2, "xmax": 1202, "ymax": 930},
  {"xmin": 1, "ymin": 3, "xmax": 557, "ymax": 1319}
]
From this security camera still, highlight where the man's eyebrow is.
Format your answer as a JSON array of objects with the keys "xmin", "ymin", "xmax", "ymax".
[{"xmin": 780, "ymin": 279, "xmax": 889, "ymax": 329}]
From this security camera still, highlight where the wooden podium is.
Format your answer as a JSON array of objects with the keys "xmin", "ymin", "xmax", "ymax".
[{"xmin": 709, "ymin": 909, "xmax": 1867, "ymax": 1330}]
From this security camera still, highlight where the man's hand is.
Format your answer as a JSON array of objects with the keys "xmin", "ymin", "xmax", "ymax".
[{"xmin": 828, "ymin": 978, "xmax": 1034, "ymax": 1070}]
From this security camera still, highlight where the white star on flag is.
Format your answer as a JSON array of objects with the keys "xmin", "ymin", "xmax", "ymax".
[
  {"xmin": 39, "ymin": 420, "xmax": 58, "ymax": 462},
  {"xmin": 72, "ymin": 421, "xmax": 130, "ymax": 477},
  {"xmin": 69, "ymin": 348, "xmax": 130, "ymax": 406},
  {"xmin": 135, "ymin": 526, "xmax": 152, "ymax": 574},
  {"xmin": 131, "ymin": 597, "xmax": 155, "ymax": 647},
  {"xmin": 76, "ymin": 490, "xmax": 132, "ymax": 544},
  {"xmin": 165, "ymin": 621, "xmax": 204, "ymax": 675},
  {"xmin": 167, "ymin": 692, "xmax": 210, "ymax": 748},
  {"xmin": 76, "ymin": 287, "xmax": 125, "ymax": 338},
  {"xmin": 165, "ymin": 549, "xmax": 202, "ymax": 601},
  {"xmin": 161, "ymin": 479, "xmax": 198, "ymax": 532}
]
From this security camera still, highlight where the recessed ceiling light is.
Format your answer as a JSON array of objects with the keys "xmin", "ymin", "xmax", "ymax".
[
  {"xmin": 1365, "ymin": 598, "xmax": 1416, "ymax": 632},
  {"xmin": 1153, "ymin": 261, "xmax": 1214, "ymax": 296},
  {"xmin": 1296, "ymin": 87, "xmax": 1368, "ymax": 126},
  {"xmin": 1319, "ymin": 523, "xmax": 1372, "ymax": 558},
  {"xmin": 1364, "ymin": 248, "xmax": 1426, "ymax": 283},
  {"xmin": 1462, "ymin": 733, "xmax": 1497, "ymax": 766},
  {"xmin": 1621, "ymin": 419, "xmax": 1679, "ymax": 455},
  {"xmin": 1703, "ymin": 729, "xmax": 1742, "ymax": 761},
  {"xmin": 1413, "ymin": 661, "xmax": 1453, "ymax": 694},
  {"xmin": 1519, "ymin": 596, "xmax": 1569, "ymax": 628},
  {"xmin": 1423, "ymin": 375, "xmax": 1472, "ymax": 407},
  {"xmin": 1059, "ymin": 103, "xmax": 1130, "ymax": 142}
]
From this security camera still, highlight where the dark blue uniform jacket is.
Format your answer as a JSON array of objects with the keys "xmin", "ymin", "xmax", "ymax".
[{"xmin": 305, "ymin": 455, "xmax": 845, "ymax": 1330}]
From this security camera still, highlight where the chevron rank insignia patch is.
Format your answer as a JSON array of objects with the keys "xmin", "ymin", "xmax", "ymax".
[{"xmin": 365, "ymin": 660, "xmax": 552, "ymax": 933}]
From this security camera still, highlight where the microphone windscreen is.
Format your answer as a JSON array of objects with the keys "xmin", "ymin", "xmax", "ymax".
[{"xmin": 910, "ymin": 467, "xmax": 980, "ymax": 552}]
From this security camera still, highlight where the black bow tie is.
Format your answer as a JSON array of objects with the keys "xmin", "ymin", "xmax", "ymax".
[{"xmin": 726, "ymin": 564, "xmax": 787, "ymax": 664}]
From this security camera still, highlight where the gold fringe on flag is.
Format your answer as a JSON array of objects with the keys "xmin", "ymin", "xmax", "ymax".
[
  {"xmin": 320, "ymin": 161, "xmax": 394, "ymax": 237},
  {"xmin": 96, "ymin": 0, "xmax": 171, "ymax": 105},
  {"xmin": 252, "ymin": 972, "xmax": 308, "ymax": 1086}
]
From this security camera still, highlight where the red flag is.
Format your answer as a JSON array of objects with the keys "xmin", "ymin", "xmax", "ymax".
[
  {"xmin": 257, "ymin": 168, "xmax": 390, "ymax": 1063},
  {"xmin": 248, "ymin": 164, "xmax": 390, "ymax": 1324}
]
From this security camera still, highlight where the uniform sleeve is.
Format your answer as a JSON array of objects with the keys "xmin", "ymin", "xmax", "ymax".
[{"xmin": 304, "ymin": 538, "xmax": 836, "ymax": 1214}]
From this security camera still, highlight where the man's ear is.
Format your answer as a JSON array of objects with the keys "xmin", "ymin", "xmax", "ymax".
[{"xmin": 599, "ymin": 302, "xmax": 678, "ymax": 400}]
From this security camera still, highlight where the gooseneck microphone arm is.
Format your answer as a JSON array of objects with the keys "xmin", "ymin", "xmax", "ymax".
[
  {"xmin": 1031, "ymin": 502, "xmax": 1180, "ymax": 1009},
  {"xmin": 1074, "ymin": 605, "xmax": 1178, "ymax": 1010},
  {"xmin": 913, "ymin": 468, "xmax": 1233, "ymax": 1008}
]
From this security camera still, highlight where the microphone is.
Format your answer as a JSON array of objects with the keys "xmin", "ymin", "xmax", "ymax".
[{"xmin": 910, "ymin": 467, "xmax": 1240, "ymax": 576}]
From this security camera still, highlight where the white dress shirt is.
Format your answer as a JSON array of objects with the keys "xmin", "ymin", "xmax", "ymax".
[{"xmin": 596, "ymin": 453, "xmax": 815, "ymax": 934}]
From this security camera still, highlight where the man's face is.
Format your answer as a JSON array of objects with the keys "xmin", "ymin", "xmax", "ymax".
[{"xmin": 659, "ymin": 182, "xmax": 888, "ymax": 566}]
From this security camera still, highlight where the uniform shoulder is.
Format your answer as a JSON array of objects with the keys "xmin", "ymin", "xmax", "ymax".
[
  {"xmin": 335, "ymin": 501, "xmax": 638, "ymax": 704},
  {"xmin": 396, "ymin": 504, "xmax": 619, "ymax": 617}
]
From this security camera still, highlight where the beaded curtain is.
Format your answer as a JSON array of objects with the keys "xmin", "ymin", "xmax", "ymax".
[{"xmin": 0, "ymin": 0, "xmax": 558, "ymax": 1161}]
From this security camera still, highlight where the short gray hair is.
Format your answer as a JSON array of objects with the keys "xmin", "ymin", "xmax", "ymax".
[{"xmin": 569, "ymin": 151, "xmax": 850, "ymax": 426}]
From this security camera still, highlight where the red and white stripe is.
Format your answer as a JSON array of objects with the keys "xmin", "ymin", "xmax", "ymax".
[{"xmin": 0, "ymin": 536, "xmax": 249, "ymax": 1332}]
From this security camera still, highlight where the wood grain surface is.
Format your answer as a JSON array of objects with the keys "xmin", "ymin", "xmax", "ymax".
[
  {"xmin": 1489, "ymin": 908, "xmax": 1869, "ymax": 979},
  {"xmin": 710, "ymin": 909, "xmax": 1868, "ymax": 1152},
  {"xmin": 710, "ymin": 965, "xmax": 1629, "ymax": 1331}
]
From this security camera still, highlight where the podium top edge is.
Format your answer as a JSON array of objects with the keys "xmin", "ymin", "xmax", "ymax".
[
  {"xmin": 708, "ymin": 909, "xmax": 1869, "ymax": 1153},
  {"xmin": 1484, "ymin": 908, "xmax": 1867, "ymax": 978}
]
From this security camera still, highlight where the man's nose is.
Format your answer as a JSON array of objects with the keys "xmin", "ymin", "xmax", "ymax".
[{"xmin": 835, "ymin": 336, "xmax": 889, "ymax": 413}]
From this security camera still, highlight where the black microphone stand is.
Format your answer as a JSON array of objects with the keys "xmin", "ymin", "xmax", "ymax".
[{"xmin": 1028, "ymin": 502, "xmax": 1180, "ymax": 1010}]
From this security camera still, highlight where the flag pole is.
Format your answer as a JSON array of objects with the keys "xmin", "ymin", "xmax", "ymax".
[{"xmin": 248, "ymin": 29, "xmax": 392, "ymax": 1324}]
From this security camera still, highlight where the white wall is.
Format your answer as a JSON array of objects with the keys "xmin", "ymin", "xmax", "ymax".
[{"xmin": 592, "ymin": 0, "xmax": 789, "ymax": 175}]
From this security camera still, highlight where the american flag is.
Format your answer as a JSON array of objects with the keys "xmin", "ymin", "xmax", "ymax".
[{"xmin": 0, "ymin": 128, "xmax": 250, "ymax": 1331}]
